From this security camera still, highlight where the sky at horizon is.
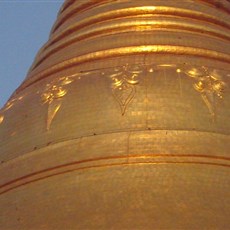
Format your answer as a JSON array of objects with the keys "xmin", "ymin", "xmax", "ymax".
[{"xmin": 0, "ymin": 0, "xmax": 64, "ymax": 108}]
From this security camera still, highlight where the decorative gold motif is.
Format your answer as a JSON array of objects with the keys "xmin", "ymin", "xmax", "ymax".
[
  {"xmin": 109, "ymin": 64, "xmax": 142, "ymax": 115},
  {"xmin": 0, "ymin": 113, "xmax": 4, "ymax": 125},
  {"xmin": 35, "ymin": 64, "xmax": 225, "ymax": 120},
  {"xmin": 4, "ymin": 96, "xmax": 24, "ymax": 111},
  {"xmin": 0, "ymin": 95, "xmax": 24, "ymax": 126},
  {"xmin": 0, "ymin": 64, "xmax": 226, "ymax": 128},
  {"xmin": 41, "ymin": 85, "xmax": 67, "ymax": 104},
  {"xmin": 183, "ymin": 66, "xmax": 225, "ymax": 120},
  {"xmin": 41, "ymin": 76, "xmax": 74, "ymax": 130},
  {"xmin": 148, "ymin": 68, "xmax": 154, "ymax": 73},
  {"xmin": 46, "ymin": 100, "xmax": 62, "ymax": 131}
]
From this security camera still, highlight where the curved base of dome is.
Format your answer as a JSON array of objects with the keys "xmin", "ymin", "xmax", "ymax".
[
  {"xmin": 0, "ymin": 129, "xmax": 230, "ymax": 229},
  {"xmin": 0, "ymin": 162, "xmax": 229, "ymax": 229}
]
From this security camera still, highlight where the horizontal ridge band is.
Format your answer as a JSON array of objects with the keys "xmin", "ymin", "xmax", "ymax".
[{"xmin": 22, "ymin": 45, "xmax": 230, "ymax": 90}]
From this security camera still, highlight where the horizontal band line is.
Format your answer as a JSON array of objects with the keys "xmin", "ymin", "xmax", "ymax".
[
  {"xmin": 0, "ymin": 155, "xmax": 230, "ymax": 195},
  {"xmin": 197, "ymin": 0, "xmax": 230, "ymax": 14},
  {"xmin": 2, "ymin": 126, "xmax": 230, "ymax": 166},
  {"xmin": 32, "ymin": 22, "xmax": 230, "ymax": 71},
  {"xmin": 22, "ymin": 45, "xmax": 230, "ymax": 90},
  {"xmin": 2, "ymin": 128, "xmax": 229, "ymax": 166},
  {"xmin": 49, "ymin": 6, "xmax": 230, "ymax": 49},
  {"xmin": 53, "ymin": 0, "xmax": 117, "ymax": 33},
  {"xmin": 59, "ymin": 0, "xmax": 74, "ymax": 13},
  {"xmin": 47, "ymin": 6, "xmax": 230, "ymax": 50}
]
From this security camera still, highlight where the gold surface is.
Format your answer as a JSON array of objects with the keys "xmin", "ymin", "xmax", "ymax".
[{"xmin": 0, "ymin": 0, "xmax": 230, "ymax": 229}]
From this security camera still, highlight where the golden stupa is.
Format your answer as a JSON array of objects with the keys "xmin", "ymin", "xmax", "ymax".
[{"xmin": 0, "ymin": 0, "xmax": 230, "ymax": 229}]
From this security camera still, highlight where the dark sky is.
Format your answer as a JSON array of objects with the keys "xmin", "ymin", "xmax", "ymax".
[{"xmin": 0, "ymin": 0, "xmax": 64, "ymax": 108}]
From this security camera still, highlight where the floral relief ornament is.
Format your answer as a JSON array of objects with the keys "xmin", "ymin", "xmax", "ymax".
[
  {"xmin": 182, "ymin": 66, "xmax": 226, "ymax": 120},
  {"xmin": 109, "ymin": 64, "xmax": 142, "ymax": 115},
  {"xmin": 0, "ymin": 111, "xmax": 4, "ymax": 125},
  {"xmin": 0, "ymin": 95, "xmax": 24, "ymax": 126},
  {"xmin": 0, "ymin": 64, "xmax": 226, "ymax": 128},
  {"xmin": 41, "ymin": 76, "xmax": 74, "ymax": 130}
]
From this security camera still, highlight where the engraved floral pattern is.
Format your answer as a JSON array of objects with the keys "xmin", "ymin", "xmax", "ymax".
[
  {"xmin": 41, "ymin": 77, "xmax": 74, "ymax": 104},
  {"xmin": 109, "ymin": 64, "xmax": 142, "ymax": 115},
  {"xmin": 41, "ymin": 76, "xmax": 74, "ymax": 130},
  {"xmin": 0, "ymin": 64, "xmax": 227, "ymax": 129},
  {"xmin": 0, "ymin": 112, "xmax": 4, "ymax": 125},
  {"xmin": 182, "ymin": 66, "xmax": 225, "ymax": 120},
  {"xmin": 0, "ymin": 95, "xmax": 24, "ymax": 125}
]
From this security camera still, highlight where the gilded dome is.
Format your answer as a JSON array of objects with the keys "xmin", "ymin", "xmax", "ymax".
[{"xmin": 0, "ymin": 1, "xmax": 230, "ymax": 229}]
